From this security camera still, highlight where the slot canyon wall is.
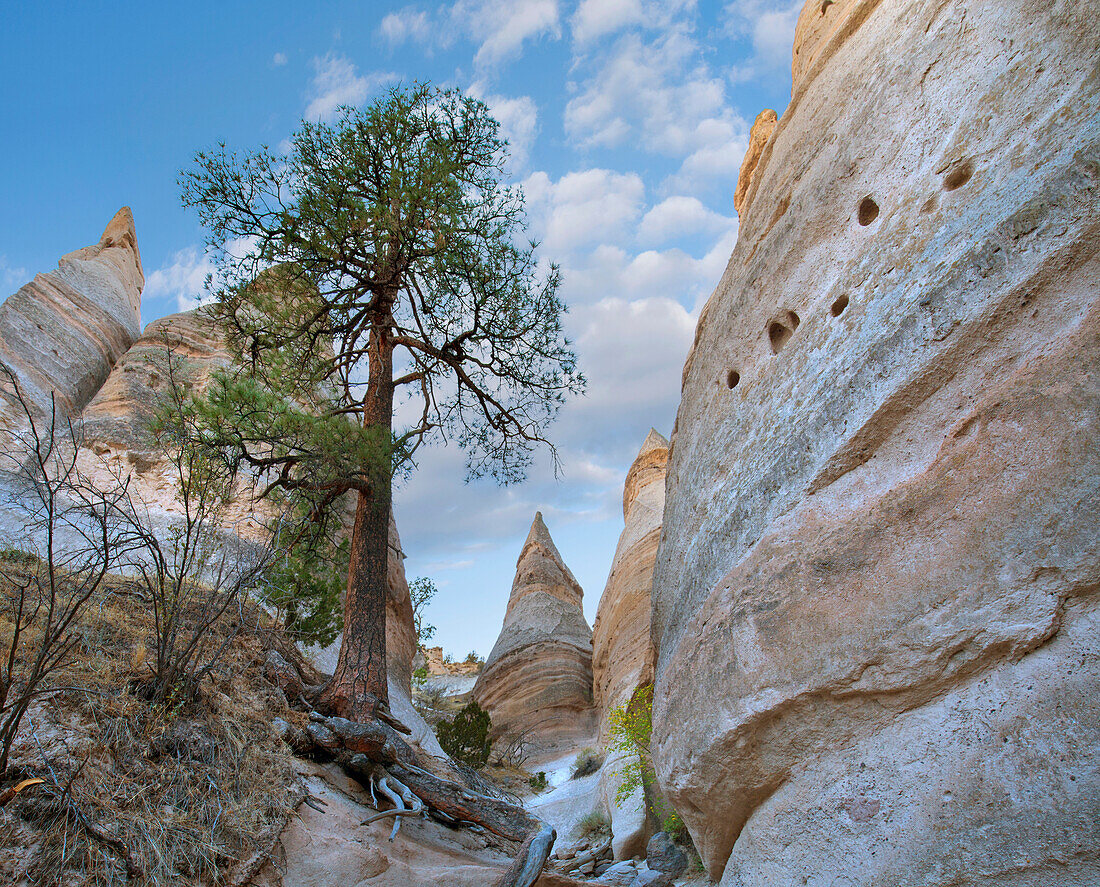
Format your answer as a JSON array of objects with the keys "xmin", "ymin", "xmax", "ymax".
[
  {"xmin": 590, "ymin": 429, "xmax": 669, "ymax": 858},
  {"xmin": 650, "ymin": 0, "xmax": 1100, "ymax": 884}
]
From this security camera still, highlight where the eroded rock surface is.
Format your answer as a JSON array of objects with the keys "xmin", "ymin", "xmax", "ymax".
[
  {"xmin": 0, "ymin": 207, "xmax": 143, "ymax": 443},
  {"xmin": 652, "ymin": 0, "xmax": 1100, "ymax": 883},
  {"xmin": 591, "ymin": 429, "xmax": 668, "ymax": 859},
  {"xmin": 475, "ymin": 512, "xmax": 595, "ymax": 749}
]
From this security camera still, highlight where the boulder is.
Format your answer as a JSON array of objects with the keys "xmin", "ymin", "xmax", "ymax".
[
  {"xmin": 474, "ymin": 512, "xmax": 596, "ymax": 749},
  {"xmin": 0, "ymin": 207, "xmax": 143, "ymax": 446},
  {"xmin": 651, "ymin": 0, "xmax": 1100, "ymax": 883},
  {"xmin": 645, "ymin": 832, "xmax": 686, "ymax": 878}
]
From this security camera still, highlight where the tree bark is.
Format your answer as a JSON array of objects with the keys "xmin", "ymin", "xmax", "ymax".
[{"xmin": 321, "ymin": 309, "xmax": 395, "ymax": 720}]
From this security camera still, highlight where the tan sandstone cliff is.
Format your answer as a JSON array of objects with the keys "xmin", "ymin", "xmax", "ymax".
[
  {"xmin": 652, "ymin": 1, "xmax": 1100, "ymax": 884},
  {"xmin": 0, "ymin": 207, "xmax": 143, "ymax": 446},
  {"xmin": 474, "ymin": 512, "xmax": 596, "ymax": 749},
  {"xmin": 591, "ymin": 429, "xmax": 668, "ymax": 859},
  {"xmin": 76, "ymin": 305, "xmax": 419, "ymax": 701}
]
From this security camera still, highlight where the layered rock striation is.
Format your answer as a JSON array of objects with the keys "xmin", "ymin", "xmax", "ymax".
[
  {"xmin": 652, "ymin": 1, "xmax": 1100, "ymax": 884},
  {"xmin": 474, "ymin": 512, "xmax": 595, "ymax": 749},
  {"xmin": 591, "ymin": 429, "xmax": 669, "ymax": 859},
  {"xmin": 0, "ymin": 208, "xmax": 143, "ymax": 443}
]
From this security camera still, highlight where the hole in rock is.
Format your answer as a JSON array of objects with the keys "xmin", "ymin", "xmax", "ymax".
[
  {"xmin": 830, "ymin": 294, "xmax": 849, "ymax": 317},
  {"xmin": 858, "ymin": 196, "xmax": 879, "ymax": 226},
  {"xmin": 943, "ymin": 159, "xmax": 974, "ymax": 191},
  {"xmin": 768, "ymin": 310, "xmax": 800, "ymax": 353},
  {"xmin": 821, "ymin": 0, "xmax": 834, "ymax": 13},
  {"xmin": 726, "ymin": 370, "xmax": 740, "ymax": 389}
]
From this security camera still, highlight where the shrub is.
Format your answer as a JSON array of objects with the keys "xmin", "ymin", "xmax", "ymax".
[
  {"xmin": 434, "ymin": 700, "xmax": 492, "ymax": 769},
  {"xmin": 574, "ymin": 810, "xmax": 610, "ymax": 840},
  {"xmin": 571, "ymin": 746, "xmax": 604, "ymax": 779},
  {"xmin": 463, "ymin": 650, "xmax": 481, "ymax": 665},
  {"xmin": 528, "ymin": 771, "xmax": 548, "ymax": 792},
  {"xmin": 607, "ymin": 684, "xmax": 690, "ymax": 843}
]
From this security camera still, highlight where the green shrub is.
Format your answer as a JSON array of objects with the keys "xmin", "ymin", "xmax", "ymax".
[
  {"xmin": 571, "ymin": 746, "xmax": 604, "ymax": 779},
  {"xmin": 434, "ymin": 700, "xmax": 492, "ymax": 769},
  {"xmin": 574, "ymin": 810, "xmax": 610, "ymax": 840},
  {"xmin": 607, "ymin": 684, "xmax": 689, "ymax": 842},
  {"xmin": 528, "ymin": 771, "xmax": 548, "ymax": 792}
]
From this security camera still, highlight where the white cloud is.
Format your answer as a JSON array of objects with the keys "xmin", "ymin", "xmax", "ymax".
[
  {"xmin": 305, "ymin": 53, "xmax": 396, "ymax": 122},
  {"xmin": 378, "ymin": 8, "xmax": 433, "ymax": 46},
  {"xmin": 571, "ymin": 0, "xmax": 644, "ymax": 43},
  {"xmin": 638, "ymin": 195, "xmax": 734, "ymax": 244},
  {"xmin": 0, "ymin": 256, "xmax": 28, "ymax": 293},
  {"xmin": 565, "ymin": 28, "xmax": 749, "ymax": 194},
  {"xmin": 570, "ymin": 0, "xmax": 696, "ymax": 44},
  {"xmin": 522, "ymin": 168, "xmax": 645, "ymax": 255},
  {"xmin": 723, "ymin": 0, "xmax": 801, "ymax": 81},
  {"xmin": 143, "ymin": 246, "xmax": 217, "ymax": 313},
  {"xmin": 450, "ymin": 0, "xmax": 561, "ymax": 68},
  {"xmin": 467, "ymin": 83, "xmax": 539, "ymax": 169},
  {"xmin": 272, "ymin": 52, "xmax": 288, "ymax": 66}
]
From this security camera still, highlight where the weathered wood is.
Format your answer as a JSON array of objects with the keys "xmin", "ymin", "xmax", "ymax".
[
  {"xmin": 493, "ymin": 822, "xmax": 556, "ymax": 887},
  {"xmin": 387, "ymin": 761, "xmax": 538, "ymax": 842}
]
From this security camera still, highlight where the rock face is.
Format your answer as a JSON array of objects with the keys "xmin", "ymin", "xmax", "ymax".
[
  {"xmin": 592, "ymin": 429, "xmax": 668, "ymax": 732},
  {"xmin": 0, "ymin": 207, "xmax": 143, "ymax": 442},
  {"xmin": 474, "ymin": 512, "xmax": 595, "ymax": 749},
  {"xmin": 733, "ymin": 110, "xmax": 778, "ymax": 216},
  {"xmin": 651, "ymin": 1, "xmax": 1100, "ymax": 884},
  {"xmin": 78, "ymin": 306, "xmax": 419, "ymax": 700},
  {"xmin": 591, "ymin": 430, "xmax": 668, "ymax": 859}
]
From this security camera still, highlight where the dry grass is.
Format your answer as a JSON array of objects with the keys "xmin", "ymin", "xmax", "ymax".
[{"xmin": 0, "ymin": 563, "xmax": 303, "ymax": 886}]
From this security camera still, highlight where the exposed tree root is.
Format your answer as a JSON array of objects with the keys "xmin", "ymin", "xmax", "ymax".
[{"xmin": 290, "ymin": 710, "xmax": 556, "ymax": 886}]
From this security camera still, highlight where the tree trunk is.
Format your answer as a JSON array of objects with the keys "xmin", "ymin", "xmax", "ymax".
[{"xmin": 321, "ymin": 311, "xmax": 395, "ymax": 721}]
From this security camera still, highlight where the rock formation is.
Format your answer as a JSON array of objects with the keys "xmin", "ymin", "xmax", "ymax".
[
  {"xmin": 475, "ymin": 512, "xmax": 595, "ymax": 749},
  {"xmin": 591, "ymin": 430, "xmax": 668, "ymax": 858},
  {"xmin": 733, "ymin": 111, "xmax": 777, "ymax": 217},
  {"xmin": 651, "ymin": 1, "xmax": 1100, "ymax": 884},
  {"xmin": 76, "ymin": 305, "xmax": 420, "ymax": 703},
  {"xmin": 0, "ymin": 207, "xmax": 143, "ymax": 444}
]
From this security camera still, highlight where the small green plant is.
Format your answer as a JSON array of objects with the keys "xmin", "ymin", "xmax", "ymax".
[
  {"xmin": 528, "ymin": 771, "xmax": 548, "ymax": 792},
  {"xmin": 574, "ymin": 810, "xmax": 610, "ymax": 840},
  {"xmin": 443, "ymin": 651, "xmax": 454, "ymax": 665},
  {"xmin": 463, "ymin": 650, "xmax": 481, "ymax": 665},
  {"xmin": 435, "ymin": 700, "xmax": 492, "ymax": 769},
  {"xmin": 607, "ymin": 684, "xmax": 689, "ymax": 842},
  {"xmin": 571, "ymin": 746, "xmax": 604, "ymax": 779},
  {"xmin": 411, "ymin": 664, "xmax": 429, "ymax": 690},
  {"xmin": 409, "ymin": 577, "xmax": 437, "ymax": 649}
]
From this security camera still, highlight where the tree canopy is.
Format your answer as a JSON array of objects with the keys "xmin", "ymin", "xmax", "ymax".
[{"xmin": 181, "ymin": 82, "xmax": 583, "ymax": 720}]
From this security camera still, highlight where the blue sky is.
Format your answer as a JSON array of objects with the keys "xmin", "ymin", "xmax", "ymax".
[{"xmin": 1, "ymin": 0, "xmax": 800, "ymax": 657}]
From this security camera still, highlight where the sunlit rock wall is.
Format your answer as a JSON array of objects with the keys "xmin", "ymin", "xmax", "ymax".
[{"xmin": 651, "ymin": 0, "xmax": 1100, "ymax": 883}]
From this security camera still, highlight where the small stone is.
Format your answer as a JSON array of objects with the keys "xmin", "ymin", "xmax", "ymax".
[
  {"xmin": 579, "ymin": 859, "xmax": 597, "ymax": 875},
  {"xmin": 646, "ymin": 832, "xmax": 687, "ymax": 878},
  {"xmin": 631, "ymin": 869, "xmax": 673, "ymax": 887}
]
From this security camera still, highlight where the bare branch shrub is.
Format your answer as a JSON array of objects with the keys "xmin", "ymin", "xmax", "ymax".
[{"xmin": 0, "ymin": 369, "xmax": 137, "ymax": 775}]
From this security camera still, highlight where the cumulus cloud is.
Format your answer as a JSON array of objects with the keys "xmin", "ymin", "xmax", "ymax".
[
  {"xmin": 378, "ymin": 8, "xmax": 433, "ymax": 47},
  {"xmin": 467, "ymin": 83, "xmax": 539, "ymax": 169},
  {"xmin": 522, "ymin": 168, "xmax": 645, "ymax": 256},
  {"xmin": 723, "ymin": 0, "xmax": 801, "ymax": 81},
  {"xmin": 305, "ymin": 53, "xmax": 396, "ymax": 122},
  {"xmin": 564, "ymin": 27, "xmax": 749, "ymax": 194},
  {"xmin": 638, "ymin": 195, "xmax": 735, "ymax": 244},
  {"xmin": 143, "ymin": 246, "xmax": 217, "ymax": 313},
  {"xmin": 272, "ymin": 52, "xmax": 288, "ymax": 66},
  {"xmin": 570, "ymin": 0, "xmax": 696, "ymax": 44},
  {"xmin": 451, "ymin": 0, "xmax": 561, "ymax": 68}
]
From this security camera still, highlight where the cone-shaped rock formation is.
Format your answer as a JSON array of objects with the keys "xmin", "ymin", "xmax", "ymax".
[
  {"xmin": 474, "ymin": 512, "xmax": 595, "ymax": 749},
  {"xmin": 0, "ymin": 207, "xmax": 143, "ymax": 443}
]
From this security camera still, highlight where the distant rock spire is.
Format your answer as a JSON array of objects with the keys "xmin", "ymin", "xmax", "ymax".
[{"xmin": 474, "ymin": 511, "xmax": 595, "ymax": 749}]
